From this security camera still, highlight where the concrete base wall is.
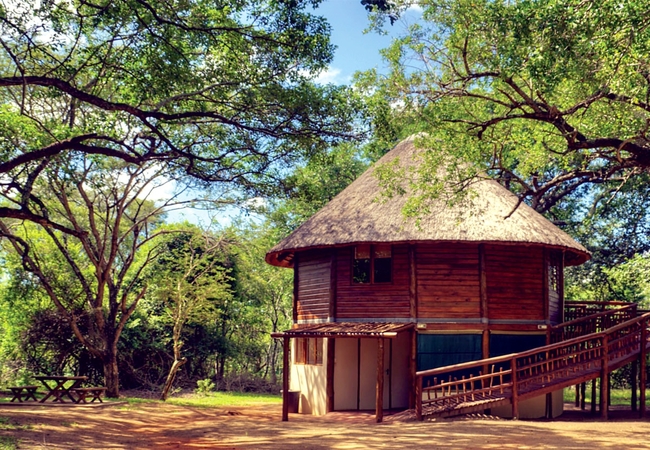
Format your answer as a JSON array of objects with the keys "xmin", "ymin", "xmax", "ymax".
[
  {"xmin": 491, "ymin": 389, "xmax": 564, "ymax": 419},
  {"xmin": 290, "ymin": 339, "xmax": 328, "ymax": 415}
]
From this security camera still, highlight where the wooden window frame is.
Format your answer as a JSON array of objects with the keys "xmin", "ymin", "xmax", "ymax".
[
  {"xmin": 352, "ymin": 244, "xmax": 393, "ymax": 285},
  {"xmin": 294, "ymin": 338, "xmax": 323, "ymax": 366}
]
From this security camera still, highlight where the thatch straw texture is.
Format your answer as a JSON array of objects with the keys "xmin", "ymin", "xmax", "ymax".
[{"xmin": 266, "ymin": 136, "xmax": 589, "ymax": 267}]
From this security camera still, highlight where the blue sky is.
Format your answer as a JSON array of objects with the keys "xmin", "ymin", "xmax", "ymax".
[
  {"xmin": 311, "ymin": 1, "xmax": 422, "ymax": 84},
  {"xmin": 169, "ymin": 3, "xmax": 423, "ymax": 227}
]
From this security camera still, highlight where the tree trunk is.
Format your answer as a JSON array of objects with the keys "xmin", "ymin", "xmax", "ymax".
[
  {"xmin": 103, "ymin": 352, "xmax": 120, "ymax": 398},
  {"xmin": 160, "ymin": 357, "xmax": 188, "ymax": 401}
]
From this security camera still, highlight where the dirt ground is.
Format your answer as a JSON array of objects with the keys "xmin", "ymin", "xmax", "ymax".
[{"xmin": 0, "ymin": 401, "xmax": 649, "ymax": 449}]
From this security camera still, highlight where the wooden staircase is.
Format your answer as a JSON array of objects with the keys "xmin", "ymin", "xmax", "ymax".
[{"xmin": 415, "ymin": 302, "xmax": 649, "ymax": 420}]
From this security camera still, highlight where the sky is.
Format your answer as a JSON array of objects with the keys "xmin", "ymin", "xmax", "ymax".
[
  {"xmin": 312, "ymin": 1, "xmax": 423, "ymax": 84},
  {"xmin": 169, "ymin": 2, "xmax": 423, "ymax": 227}
]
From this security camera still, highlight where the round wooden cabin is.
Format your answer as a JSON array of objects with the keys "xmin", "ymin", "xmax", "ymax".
[{"xmin": 267, "ymin": 137, "xmax": 590, "ymax": 420}]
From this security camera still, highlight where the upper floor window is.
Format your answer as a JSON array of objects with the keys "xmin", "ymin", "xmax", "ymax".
[{"xmin": 353, "ymin": 244, "xmax": 392, "ymax": 284}]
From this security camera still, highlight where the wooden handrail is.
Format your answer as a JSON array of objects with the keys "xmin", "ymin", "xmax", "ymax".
[
  {"xmin": 415, "ymin": 311, "xmax": 650, "ymax": 420},
  {"xmin": 552, "ymin": 304, "xmax": 637, "ymax": 330}
]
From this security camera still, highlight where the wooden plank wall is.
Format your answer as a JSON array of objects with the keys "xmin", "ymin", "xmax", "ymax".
[
  {"xmin": 296, "ymin": 249, "xmax": 331, "ymax": 321},
  {"xmin": 416, "ymin": 243, "xmax": 481, "ymax": 319},
  {"xmin": 336, "ymin": 245, "xmax": 410, "ymax": 319},
  {"xmin": 485, "ymin": 245, "xmax": 544, "ymax": 321}
]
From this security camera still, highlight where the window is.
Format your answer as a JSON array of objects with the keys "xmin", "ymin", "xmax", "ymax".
[
  {"xmin": 295, "ymin": 338, "xmax": 323, "ymax": 365},
  {"xmin": 353, "ymin": 244, "xmax": 392, "ymax": 284}
]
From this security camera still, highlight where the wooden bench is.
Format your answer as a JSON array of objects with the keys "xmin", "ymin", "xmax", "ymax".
[
  {"xmin": 8, "ymin": 385, "xmax": 39, "ymax": 402},
  {"xmin": 72, "ymin": 387, "xmax": 107, "ymax": 403}
]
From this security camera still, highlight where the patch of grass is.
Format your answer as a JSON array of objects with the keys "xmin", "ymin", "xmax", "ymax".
[
  {"xmin": 122, "ymin": 391, "xmax": 281, "ymax": 408},
  {"xmin": 0, "ymin": 417, "xmax": 30, "ymax": 432},
  {"xmin": 0, "ymin": 436, "xmax": 17, "ymax": 450},
  {"xmin": 168, "ymin": 391, "xmax": 281, "ymax": 408},
  {"xmin": 564, "ymin": 386, "xmax": 648, "ymax": 407}
]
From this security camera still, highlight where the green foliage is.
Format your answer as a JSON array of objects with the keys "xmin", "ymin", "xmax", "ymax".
[
  {"xmin": 195, "ymin": 378, "xmax": 216, "ymax": 395},
  {"xmin": 362, "ymin": 0, "xmax": 650, "ymax": 214}
]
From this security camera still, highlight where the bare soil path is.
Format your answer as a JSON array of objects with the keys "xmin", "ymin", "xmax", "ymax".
[{"xmin": 0, "ymin": 402, "xmax": 649, "ymax": 449}]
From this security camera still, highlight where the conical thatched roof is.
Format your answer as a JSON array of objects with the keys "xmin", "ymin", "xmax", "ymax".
[{"xmin": 266, "ymin": 136, "xmax": 590, "ymax": 267}]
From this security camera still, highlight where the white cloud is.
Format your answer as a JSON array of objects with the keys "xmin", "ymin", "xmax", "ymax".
[{"xmin": 314, "ymin": 67, "xmax": 344, "ymax": 85}]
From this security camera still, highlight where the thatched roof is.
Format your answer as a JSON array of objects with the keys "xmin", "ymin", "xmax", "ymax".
[{"xmin": 266, "ymin": 136, "xmax": 590, "ymax": 268}]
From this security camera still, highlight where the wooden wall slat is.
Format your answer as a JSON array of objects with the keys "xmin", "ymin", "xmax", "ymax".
[
  {"xmin": 485, "ymin": 245, "xmax": 544, "ymax": 321},
  {"xmin": 416, "ymin": 243, "xmax": 481, "ymax": 319},
  {"xmin": 296, "ymin": 250, "xmax": 331, "ymax": 321}
]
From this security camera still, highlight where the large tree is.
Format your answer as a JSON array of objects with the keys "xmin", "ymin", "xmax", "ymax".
[
  {"xmin": 0, "ymin": 0, "xmax": 362, "ymax": 235},
  {"xmin": 361, "ymin": 0, "xmax": 650, "ymax": 213},
  {"xmin": 0, "ymin": 156, "xmax": 182, "ymax": 396}
]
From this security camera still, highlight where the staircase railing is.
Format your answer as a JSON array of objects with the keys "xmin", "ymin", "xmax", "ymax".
[
  {"xmin": 564, "ymin": 301, "xmax": 635, "ymax": 322},
  {"xmin": 547, "ymin": 303, "xmax": 638, "ymax": 344},
  {"xmin": 415, "ymin": 311, "xmax": 650, "ymax": 420}
]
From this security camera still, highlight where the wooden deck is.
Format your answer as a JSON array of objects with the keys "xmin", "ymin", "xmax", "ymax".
[{"xmin": 416, "ymin": 303, "xmax": 649, "ymax": 420}]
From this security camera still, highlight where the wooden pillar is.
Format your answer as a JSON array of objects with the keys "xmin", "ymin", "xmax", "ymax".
[
  {"xmin": 542, "ymin": 248, "xmax": 549, "ymax": 323},
  {"xmin": 607, "ymin": 374, "xmax": 612, "ymax": 408},
  {"xmin": 600, "ymin": 335, "xmax": 609, "ymax": 419},
  {"xmin": 580, "ymin": 382, "xmax": 586, "ymax": 410},
  {"xmin": 282, "ymin": 336, "xmax": 290, "ymax": 422},
  {"xmin": 326, "ymin": 338, "xmax": 335, "ymax": 413},
  {"xmin": 408, "ymin": 245, "xmax": 418, "ymax": 319},
  {"xmin": 376, "ymin": 338, "xmax": 385, "ymax": 423},
  {"xmin": 479, "ymin": 245, "xmax": 489, "ymax": 378},
  {"xmin": 575, "ymin": 384, "xmax": 580, "ymax": 407},
  {"xmin": 408, "ymin": 329, "xmax": 417, "ymax": 409},
  {"xmin": 479, "ymin": 244, "xmax": 488, "ymax": 326},
  {"xmin": 641, "ymin": 322, "xmax": 647, "ymax": 418},
  {"xmin": 292, "ymin": 254, "xmax": 299, "ymax": 324},
  {"xmin": 591, "ymin": 378, "xmax": 597, "ymax": 415},
  {"xmin": 632, "ymin": 359, "xmax": 638, "ymax": 412},
  {"xmin": 511, "ymin": 356, "xmax": 519, "ymax": 419},
  {"xmin": 559, "ymin": 251, "xmax": 565, "ymax": 323}
]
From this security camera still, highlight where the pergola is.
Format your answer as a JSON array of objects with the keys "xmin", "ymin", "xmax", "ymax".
[{"xmin": 272, "ymin": 322, "xmax": 416, "ymax": 422}]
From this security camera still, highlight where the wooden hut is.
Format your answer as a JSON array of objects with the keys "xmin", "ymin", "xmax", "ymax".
[{"xmin": 267, "ymin": 136, "xmax": 590, "ymax": 421}]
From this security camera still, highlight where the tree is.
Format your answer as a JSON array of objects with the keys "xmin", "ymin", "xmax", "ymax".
[
  {"xmin": 361, "ymin": 0, "xmax": 650, "ymax": 213},
  {"xmin": 0, "ymin": 156, "xmax": 180, "ymax": 397},
  {"xmin": 0, "ymin": 0, "xmax": 363, "ymax": 235},
  {"xmin": 147, "ymin": 227, "xmax": 233, "ymax": 400}
]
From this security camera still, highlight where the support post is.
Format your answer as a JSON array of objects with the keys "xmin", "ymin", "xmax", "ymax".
[
  {"xmin": 408, "ymin": 245, "xmax": 418, "ymax": 319},
  {"xmin": 511, "ymin": 357, "xmax": 519, "ymax": 419},
  {"xmin": 416, "ymin": 375, "xmax": 423, "ymax": 421},
  {"xmin": 641, "ymin": 321, "xmax": 647, "ymax": 418},
  {"xmin": 376, "ymin": 338, "xmax": 385, "ymax": 423},
  {"xmin": 632, "ymin": 359, "xmax": 638, "ymax": 412},
  {"xmin": 591, "ymin": 378, "xmax": 597, "ymax": 415},
  {"xmin": 600, "ymin": 335, "xmax": 609, "ymax": 419},
  {"xmin": 575, "ymin": 384, "xmax": 580, "ymax": 407},
  {"xmin": 580, "ymin": 382, "xmax": 586, "ymax": 410},
  {"xmin": 326, "ymin": 338, "xmax": 335, "ymax": 413},
  {"xmin": 282, "ymin": 336, "xmax": 290, "ymax": 422}
]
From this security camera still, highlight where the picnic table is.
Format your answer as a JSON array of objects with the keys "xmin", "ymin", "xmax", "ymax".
[{"xmin": 35, "ymin": 375, "xmax": 87, "ymax": 403}]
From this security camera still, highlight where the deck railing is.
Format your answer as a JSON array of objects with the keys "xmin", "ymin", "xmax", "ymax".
[
  {"xmin": 563, "ymin": 301, "xmax": 635, "ymax": 322},
  {"xmin": 548, "ymin": 303, "xmax": 638, "ymax": 344},
  {"xmin": 415, "ymin": 311, "xmax": 650, "ymax": 420}
]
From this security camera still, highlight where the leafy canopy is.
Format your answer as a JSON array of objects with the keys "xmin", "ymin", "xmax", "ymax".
[
  {"xmin": 0, "ymin": 0, "xmax": 363, "ymax": 233},
  {"xmin": 363, "ymin": 0, "xmax": 650, "ymax": 213}
]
